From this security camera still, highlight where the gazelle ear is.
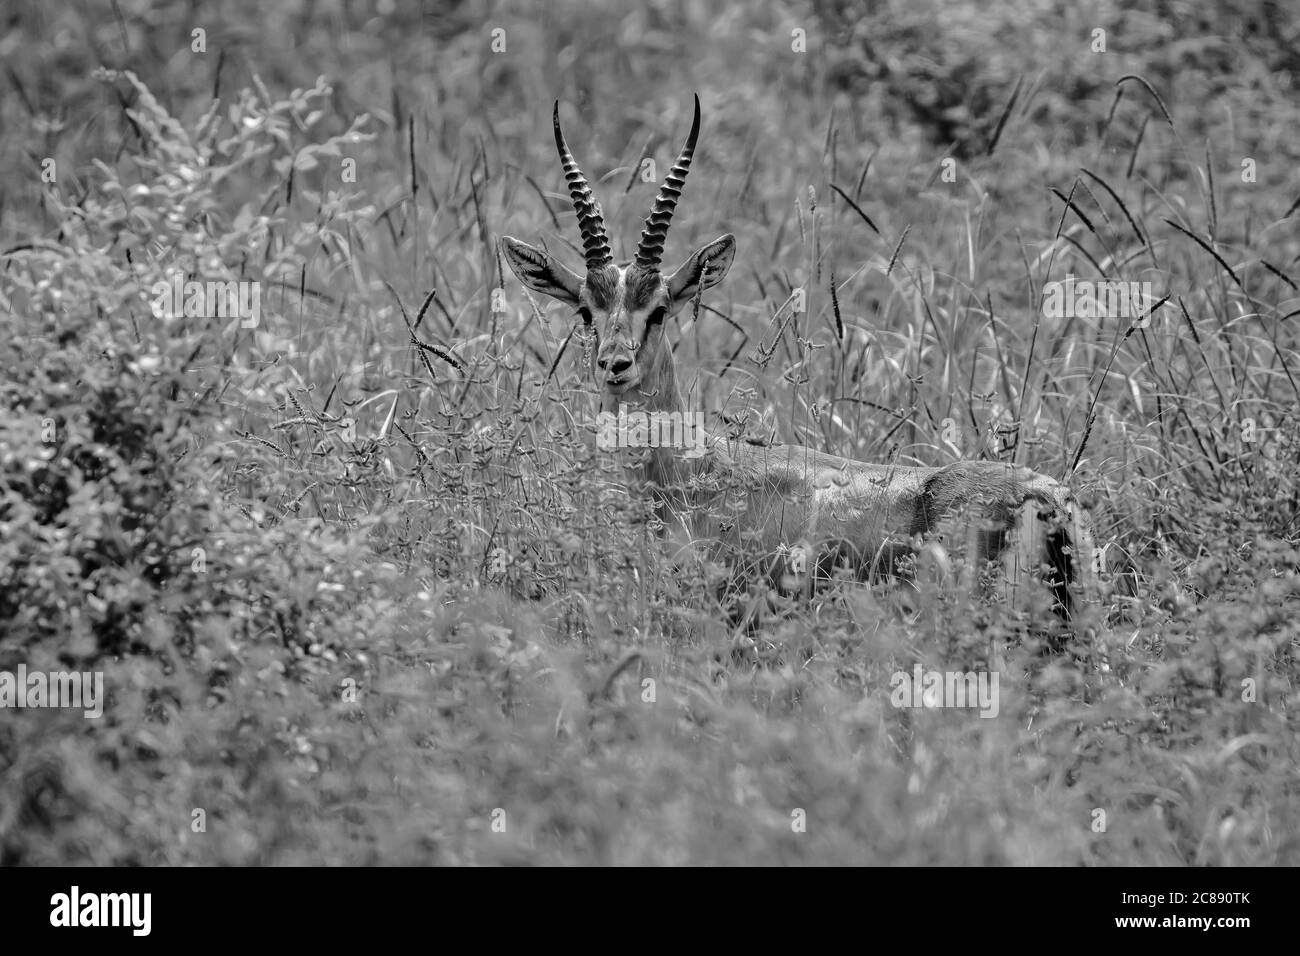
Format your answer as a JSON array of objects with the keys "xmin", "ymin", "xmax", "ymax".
[
  {"xmin": 500, "ymin": 236, "xmax": 583, "ymax": 306},
  {"xmin": 667, "ymin": 234, "xmax": 735, "ymax": 306}
]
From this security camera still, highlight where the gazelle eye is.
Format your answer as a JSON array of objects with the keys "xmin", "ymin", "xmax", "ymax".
[
  {"xmin": 646, "ymin": 306, "xmax": 667, "ymax": 327},
  {"xmin": 578, "ymin": 306, "xmax": 593, "ymax": 325}
]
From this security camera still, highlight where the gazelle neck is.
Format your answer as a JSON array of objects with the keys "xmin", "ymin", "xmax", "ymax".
[{"xmin": 597, "ymin": 343, "xmax": 700, "ymax": 508}]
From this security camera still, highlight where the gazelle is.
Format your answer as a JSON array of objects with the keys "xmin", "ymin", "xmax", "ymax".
[{"xmin": 501, "ymin": 96, "xmax": 1098, "ymax": 623}]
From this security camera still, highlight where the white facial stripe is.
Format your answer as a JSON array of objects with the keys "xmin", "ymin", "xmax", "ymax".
[{"xmin": 610, "ymin": 271, "xmax": 632, "ymax": 347}]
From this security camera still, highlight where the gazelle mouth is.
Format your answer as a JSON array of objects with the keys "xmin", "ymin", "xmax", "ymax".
[{"xmin": 604, "ymin": 377, "xmax": 638, "ymax": 393}]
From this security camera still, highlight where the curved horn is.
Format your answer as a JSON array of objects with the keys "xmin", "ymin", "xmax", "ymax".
[
  {"xmin": 634, "ymin": 94, "xmax": 701, "ymax": 271},
  {"xmin": 553, "ymin": 101, "xmax": 612, "ymax": 271}
]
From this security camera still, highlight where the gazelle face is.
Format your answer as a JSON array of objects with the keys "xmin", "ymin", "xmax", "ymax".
[
  {"xmin": 501, "ymin": 95, "xmax": 735, "ymax": 405},
  {"xmin": 501, "ymin": 242, "xmax": 735, "ymax": 399}
]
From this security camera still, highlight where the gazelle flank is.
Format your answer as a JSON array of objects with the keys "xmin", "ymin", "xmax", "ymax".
[{"xmin": 501, "ymin": 95, "xmax": 1098, "ymax": 620}]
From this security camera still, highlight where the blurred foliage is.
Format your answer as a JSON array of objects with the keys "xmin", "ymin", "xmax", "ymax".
[{"xmin": 818, "ymin": 0, "xmax": 1300, "ymax": 159}]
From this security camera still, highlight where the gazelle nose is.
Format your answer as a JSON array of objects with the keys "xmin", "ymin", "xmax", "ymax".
[{"xmin": 599, "ymin": 354, "xmax": 633, "ymax": 376}]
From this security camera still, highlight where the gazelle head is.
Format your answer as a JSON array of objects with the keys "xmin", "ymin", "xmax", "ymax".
[{"xmin": 501, "ymin": 95, "xmax": 735, "ymax": 412}]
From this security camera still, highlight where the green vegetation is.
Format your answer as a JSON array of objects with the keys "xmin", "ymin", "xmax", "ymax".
[{"xmin": 1, "ymin": 0, "xmax": 1297, "ymax": 864}]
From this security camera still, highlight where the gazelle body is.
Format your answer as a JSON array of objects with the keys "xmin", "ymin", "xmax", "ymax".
[{"xmin": 502, "ymin": 96, "xmax": 1097, "ymax": 620}]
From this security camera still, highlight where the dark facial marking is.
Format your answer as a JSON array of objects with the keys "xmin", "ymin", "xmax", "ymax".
[
  {"xmin": 638, "ymin": 305, "xmax": 667, "ymax": 352},
  {"xmin": 625, "ymin": 266, "xmax": 664, "ymax": 310},
  {"xmin": 585, "ymin": 266, "xmax": 619, "ymax": 310}
]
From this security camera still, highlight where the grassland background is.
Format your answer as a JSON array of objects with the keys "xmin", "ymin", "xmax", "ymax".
[{"xmin": 1, "ymin": 0, "xmax": 1298, "ymax": 864}]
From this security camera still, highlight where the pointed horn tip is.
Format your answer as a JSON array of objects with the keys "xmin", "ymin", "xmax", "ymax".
[{"xmin": 553, "ymin": 101, "xmax": 571, "ymax": 158}]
